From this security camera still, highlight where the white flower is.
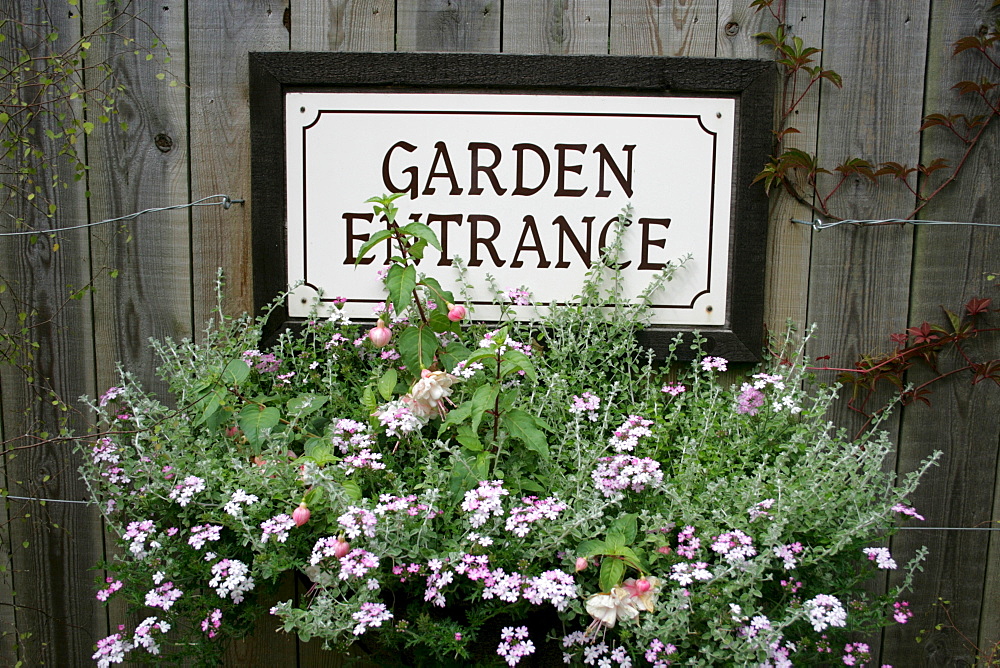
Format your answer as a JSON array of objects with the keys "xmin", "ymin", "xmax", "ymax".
[
  {"xmin": 585, "ymin": 587, "xmax": 640, "ymax": 628},
  {"xmin": 404, "ymin": 370, "xmax": 459, "ymax": 418}
]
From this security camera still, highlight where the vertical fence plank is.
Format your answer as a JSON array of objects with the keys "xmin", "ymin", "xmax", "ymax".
[
  {"xmin": 610, "ymin": 0, "xmax": 715, "ymax": 57},
  {"xmin": 396, "ymin": 0, "xmax": 501, "ymax": 53},
  {"xmin": 716, "ymin": 0, "xmax": 774, "ymax": 59},
  {"xmin": 187, "ymin": 1, "xmax": 296, "ymax": 663},
  {"xmin": 292, "ymin": 0, "xmax": 395, "ymax": 52},
  {"xmin": 189, "ymin": 0, "xmax": 288, "ymax": 329},
  {"xmin": 289, "ymin": 2, "xmax": 396, "ymax": 664},
  {"xmin": 503, "ymin": 0, "xmax": 609, "ymax": 55},
  {"xmin": 805, "ymin": 2, "xmax": 928, "ymax": 433},
  {"xmin": 0, "ymin": 2, "xmax": 106, "ymax": 664},
  {"xmin": 81, "ymin": 2, "xmax": 192, "ymax": 660},
  {"xmin": 805, "ymin": 4, "xmax": 929, "ymax": 660},
  {"xmin": 760, "ymin": 1, "xmax": 822, "ymax": 330},
  {"xmin": 882, "ymin": 0, "xmax": 1000, "ymax": 664},
  {"xmin": 85, "ymin": 1, "xmax": 192, "ymax": 410}
]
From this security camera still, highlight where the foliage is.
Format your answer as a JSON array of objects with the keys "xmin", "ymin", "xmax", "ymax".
[
  {"xmin": 79, "ymin": 201, "xmax": 939, "ymax": 667},
  {"xmin": 1, "ymin": 0, "xmax": 173, "ymax": 226},
  {"xmin": 752, "ymin": 0, "xmax": 1000, "ymax": 222},
  {"xmin": 809, "ymin": 297, "xmax": 1000, "ymax": 432}
]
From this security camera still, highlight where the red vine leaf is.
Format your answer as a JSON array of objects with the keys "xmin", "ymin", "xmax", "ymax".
[{"xmin": 965, "ymin": 297, "xmax": 992, "ymax": 317}]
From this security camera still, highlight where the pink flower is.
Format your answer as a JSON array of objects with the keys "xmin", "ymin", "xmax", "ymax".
[
  {"xmin": 447, "ymin": 303, "xmax": 467, "ymax": 322},
  {"xmin": 368, "ymin": 319, "xmax": 392, "ymax": 347},
  {"xmin": 575, "ymin": 557, "xmax": 589, "ymax": 572},
  {"xmin": 293, "ymin": 502, "xmax": 311, "ymax": 527}
]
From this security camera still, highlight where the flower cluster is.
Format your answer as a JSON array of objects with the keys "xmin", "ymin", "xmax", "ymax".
[
  {"xmin": 81, "ymin": 256, "xmax": 937, "ymax": 666},
  {"xmin": 592, "ymin": 455, "xmax": 663, "ymax": 498},
  {"xmin": 496, "ymin": 626, "xmax": 535, "ymax": 666},
  {"xmin": 608, "ymin": 415, "xmax": 654, "ymax": 452},
  {"xmin": 351, "ymin": 602, "xmax": 393, "ymax": 635},
  {"xmin": 461, "ymin": 480, "xmax": 509, "ymax": 527},
  {"xmin": 569, "ymin": 392, "xmax": 601, "ymax": 421},
  {"xmin": 505, "ymin": 495, "xmax": 567, "ymax": 537}
]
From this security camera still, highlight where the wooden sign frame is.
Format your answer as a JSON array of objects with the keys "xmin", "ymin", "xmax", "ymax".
[{"xmin": 249, "ymin": 52, "xmax": 773, "ymax": 361}]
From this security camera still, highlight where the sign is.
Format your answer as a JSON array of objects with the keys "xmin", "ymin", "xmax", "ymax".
[
  {"xmin": 285, "ymin": 92, "xmax": 733, "ymax": 326},
  {"xmin": 250, "ymin": 53, "xmax": 773, "ymax": 359}
]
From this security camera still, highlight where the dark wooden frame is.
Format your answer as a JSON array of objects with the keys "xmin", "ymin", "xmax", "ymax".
[{"xmin": 250, "ymin": 52, "xmax": 773, "ymax": 361}]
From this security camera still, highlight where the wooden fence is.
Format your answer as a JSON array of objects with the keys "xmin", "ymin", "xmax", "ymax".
[{"xmin": 1, "ymin": 0, "xmax": 997, "ymax": 665}]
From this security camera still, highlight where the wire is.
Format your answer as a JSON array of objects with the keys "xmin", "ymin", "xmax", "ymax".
[
  {"xmin": 792, "ymin": 217, "xmax": 1000, "ymax": 230},
  {"xmin": 0, "ymin": 194, "xmax": 244, "ymax": 237}
]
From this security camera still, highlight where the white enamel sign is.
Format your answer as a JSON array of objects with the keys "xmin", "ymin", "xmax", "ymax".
[{"xmin": 285, "ymin": 92, "xmax": 735, "ymax": 325}]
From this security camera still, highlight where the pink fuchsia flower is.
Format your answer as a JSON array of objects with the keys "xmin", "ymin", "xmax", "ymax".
[
  {"xmin": 368, "ymin": 319, "xmax": 392, "ymax": 347},
  {"xmin": 293, "ymin": 502, "xmax": 311, "ymax": 527},
  {"xmin": 622, "ymin": 576, "xmax": 661, "ymax": 612},
  {"xmin": 447, "ymin": 303, "xmax": 467, "ymax": 321},
  {"xmin": 575, "ymin": 557, "xmax": 589, "ymax": 572}
]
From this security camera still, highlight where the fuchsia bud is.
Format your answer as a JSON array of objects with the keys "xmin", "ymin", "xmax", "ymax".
[
  {"xmin": 333, "ymin": 535, "xmax": 351, "ymax": 558},
  {"xmin": 447, "ymin": 303, "xmax": 467, "ymax": 322},
  {"xmin": 633, "ymin": 578, "xmax": 651, "ymax": 594},
  {"xmin": 575, "ymin": 557, "xmax": 589, "ymax": 572},
  {"xmin": 292, "ymin": 502, "xmax": 310, "ymax": 527},
  {"xmin": 368, "ymin": 319, "xmax": 392, "ymax": 347}
]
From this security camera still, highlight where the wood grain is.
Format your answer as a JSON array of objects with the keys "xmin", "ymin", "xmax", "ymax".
[
  {"xmin": 610, "ymin": 0, "xmax": 715, "ymax": 57},
  {"xmin": 396, "ymin": 0, "xmax": 501, "ymax": 53},
  {"xmin": 805, "ymin": 1, "xmax": 929, "ymax": 436},
  {"xmin": 0, "ymin": 3, "xmax": 107, "ymax": 663},
  {"xmin": 883, "ymin": 1, "xmax": 1000, "ymax": 664},
  {"xmin": 293, "ymin": 0, "xmax": 395, "ymax": 52},
  {"xmin": 188, "ymin": 0, "xmax": 288, "ymax": 331},
  {"xmin": 761, "ymin": 0, "xmax": 822, "ymax": 331},
  {"xmin": 503, "ymin": 0, "xmax": 610, "ymax": 55}
]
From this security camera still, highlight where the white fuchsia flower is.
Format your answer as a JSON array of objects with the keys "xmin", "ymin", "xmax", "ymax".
[
  {"xmin": 404, "ymin": 369, "xmax": 460, "ymax": 418},
  {"xmin": 585, "ymin": 587, "xmax": 640, "ymax": 629}
]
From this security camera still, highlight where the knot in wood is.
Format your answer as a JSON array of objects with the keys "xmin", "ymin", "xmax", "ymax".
[
  {"xmin": 154, "ymin": 133, "xmax": 173, "ymax": 153},
  {"xmin": 724, "ymin": 21, "xmax": 740, "ymax": 36}
]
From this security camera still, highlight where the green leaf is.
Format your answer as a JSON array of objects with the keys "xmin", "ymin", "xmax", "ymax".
[
  {"xmin": 609, "ymin": 513, "xmax": 638, "ymax": 544},
  {"xmin": 221, "ymin": 359, "xmax": 250, "ymax": 386},
  {"xmin": 420, "ymin": 276, "xmax": 455, "ymax": 307},
  {"xmin": 440, "ymin": 399, "xmax": 473, "ymax": 432},
  {"xmin": 286, "ymin": 393, "xmax": 328, "ymax": 417},
  {"xmin": 341, "ymin": 480, "xmax": 363, "ymax": 501},
  {"xmin": 378, "ymin": 367, "xmax": 398, "ymax": 401},
  {"xmin": 354, "ymin": 229, "xmax": 392, "ymax": 266},
  {"xmin": 576, "ymin": 539, "xmax": 607, "ymax": 558},
  {"xmin": 401, "ymin": 222, "xmax": 442, "ymax": 251},
  {"xmin": 456, "ymin": 425, "xmax": 483, "ymax": 451},
  {"xmin": 408, "ymin": 239, "xmax": 427, "ymax": 260},
  {"xmin": 599, "ymin": 557, "xmax": 625, "ymax": 593},
  {"xmin": 386, "ymin": 263, "xmax": 417, "ymax": 314},
  {"xmin": 439, "ymin": 341, "xmax": 472, "ymax": 373},
  {"xmin": 500, "ymin": 350, "xmax": 536, "ymax": 382},
  {"xmin": 361, "ymin": 386, "xmax": 377, "ymax": 413},
  {"xmin": 502, "ymin": 408, "xmax": 548, "ymax": 458},
  {"xmin": 427, "ymin": 308, "xmax": 458, "ymax": 334},
  {"xmin": 471, "ymin": 384, "xmax": 500, "ymax": 432},
  {"xmin": 304, "ymin": 437, "xmax": 333, "ymax": 461},
  {"xmin": 238, "ymin": 405, "xmax": 280, "ymax": 452},
  {"xmin": 397, "ymin": 326, "xmax": 438, "ymax": 372}
]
